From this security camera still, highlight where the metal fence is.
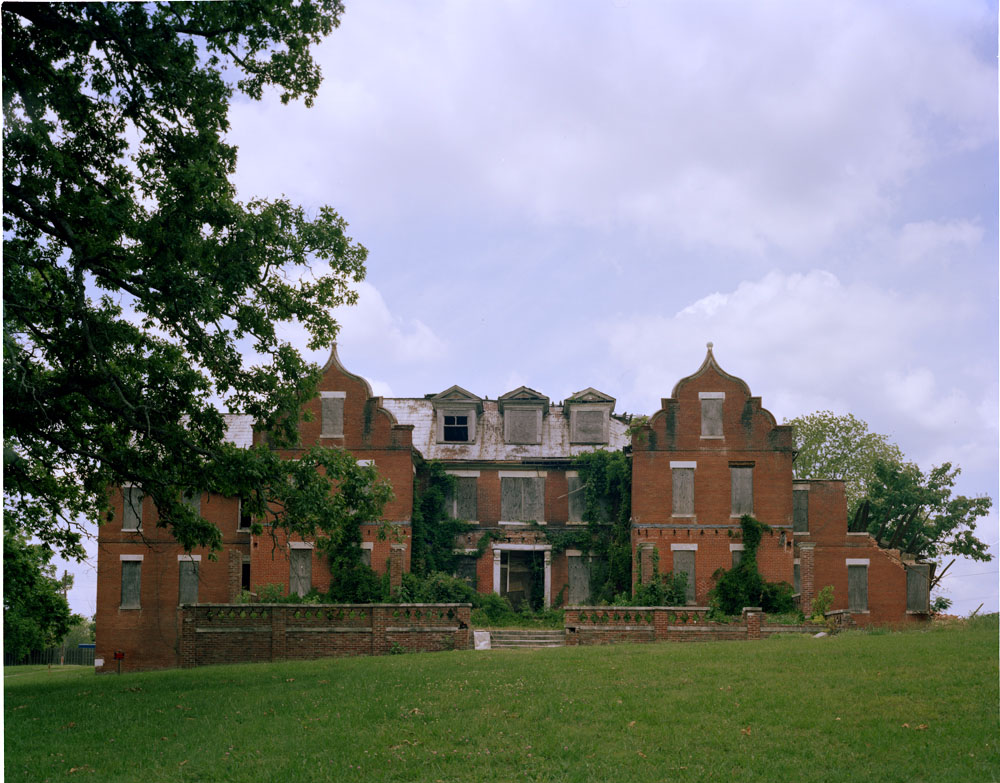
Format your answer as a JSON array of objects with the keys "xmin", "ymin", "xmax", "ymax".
[{"xmin": 4, "ymin": 645, "xmax": 95, "ymax": 667}]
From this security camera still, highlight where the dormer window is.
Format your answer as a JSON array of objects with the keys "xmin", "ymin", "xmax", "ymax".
[
  {"xmin": 444, "ymin": 412, "xmax": 470, "ymax": 442},
  {"xmin": 499, "ymin": 387, "xmax": 549, "ymax": 445},
  {"xmin": 565, "ymin": 387, "xmax": 615, "ymax": 445},
  {"xmin": 430, "ymin": 385, "xmax": 483, "ymax": 444}
]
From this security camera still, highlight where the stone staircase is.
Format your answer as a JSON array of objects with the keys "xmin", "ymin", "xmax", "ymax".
[{"xmin": 485, "ymin": 629, "xmax": 566, "ymax": 649}]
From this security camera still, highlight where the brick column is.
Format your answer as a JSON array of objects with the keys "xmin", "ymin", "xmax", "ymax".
[
  {"xmin": 653, "ymin": 607, "xmax": 670, "ymax": 641},
  {"xmin": 799, "ymin": 543, "xmax": 816, "ymax": 616},
  {"xmin": 179, "ymin": 607, "xmax": 195, "ymax": 668},
  {"xmin": 638, "ymin": 544, "xmax": 656, "ymax": 586},
  {"xmin": 389, "ymin": 544, "xmax": 406, "ymax": 592},
  {"xmin": 743, "ymin": 607, "xmax": 762, "ymax": 640}
]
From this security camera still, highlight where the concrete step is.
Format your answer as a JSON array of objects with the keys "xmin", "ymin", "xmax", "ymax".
[{"xmin": 483, "ymin": 629, "xmax": 566, "ymax": 648}]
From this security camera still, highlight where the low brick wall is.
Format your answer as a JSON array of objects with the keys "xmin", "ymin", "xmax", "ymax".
[
  {"xmin": 564, "ymin": 606, "xmax": 815, "ymax": 646},
  {"xmin": 179, "ymin": 603, "xmax": 471, "ymax": 668}
]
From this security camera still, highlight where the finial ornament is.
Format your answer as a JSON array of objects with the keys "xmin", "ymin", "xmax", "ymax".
[{"xmin": 707, "ymin": 341, "xmax": 714, "ymax": 350}]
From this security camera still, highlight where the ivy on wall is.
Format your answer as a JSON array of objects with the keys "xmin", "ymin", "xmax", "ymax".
[{"xmin": 709, "ymin": 515, "xmax": 795, "ymax": 615}]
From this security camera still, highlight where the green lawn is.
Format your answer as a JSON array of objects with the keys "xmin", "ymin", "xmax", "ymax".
[{"xmin": 6, "ymin": 617, "xmax": 998, "ymax": 782}]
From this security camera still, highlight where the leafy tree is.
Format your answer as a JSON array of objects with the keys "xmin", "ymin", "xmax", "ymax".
[
  {"xmin": 785, "ymin": 411, "xmax": 904, "ymax": 515},
  {"xmin": 866, "ymin": 459, "xmax": 992, "ymax": 563},
  {"xmin": 4, "ymin": 2, "xmax": 386, "ymax": 559},
  {"xmin": 3, "ymin": 520, "xmax": 73, "ymax": 660}
]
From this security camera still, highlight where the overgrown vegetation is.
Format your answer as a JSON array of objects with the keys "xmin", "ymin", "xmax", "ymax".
[
  {"xmin": 617, "ymin": 547, "xmax": 688, "ymax": 606},
  {"xmin": 709, "ymin": 515, "xmax": 796, "ymax": 616}
]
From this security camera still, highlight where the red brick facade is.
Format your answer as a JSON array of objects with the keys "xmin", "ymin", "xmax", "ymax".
[{"xmin": 95, "ymin": 344, "xmax": 927, "ymax": 671}]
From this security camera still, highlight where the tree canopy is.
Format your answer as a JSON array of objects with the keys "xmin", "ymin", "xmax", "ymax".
[
  {"xmin": 786, "ymin": 411, "xmax": 992, "ymax": 565},
  {"xmin": 3, "ymin": 2, "xmax": 388, "ymax": 559},
  {"xmin": 785, "ymin": 410, "xmax": 904, "ymax": 515}
]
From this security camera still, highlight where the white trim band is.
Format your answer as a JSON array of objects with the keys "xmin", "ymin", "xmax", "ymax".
[
  {"xmin": 289, "ymin": 542, "xmax": 314, "ymax": 550},
  {"xmin": 670, "ymin": 461, "xmax": 697, "ymax": 469},
  {"xmin": 671, "ymin": 543, "xmax": 698, "ymax": 551},
  {"xmin": 699, "ymin": 392, "xmax": 725, "ymax": 399},
  {"xmin": 320, "ymin": 391, "xmax": 347, "ymax": 398},
  {"xmin": 729, "ymin": 544, "xmax": 745, "ymax": 552},
  {"xmin": 119, "ymin": 554, "xmax": 144, "ymax": 561},
  {"xmin": 177, "ymin": 554, "xmax": 202, "ymax": 562},
  {"xmin": 498, "ymin": 470, "xmax": 547, "ymax": 478},
  {"xmin": 846, "ymin": 558, "xmax": 870, "ymax": 566},
  {"xmin": 445, "ymin": 470, "xmax": 480, "ymax": 477}
]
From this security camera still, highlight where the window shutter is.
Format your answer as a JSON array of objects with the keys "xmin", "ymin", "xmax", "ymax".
[
  {"xmin": 731, "ymin": 467, "xmax": 753, "ymax": 516},
  {"xmin": 672, "ymin": 469, "xmax": 695, "ymax": 516},
  {"xmin": 701, "ymin": 398, "xmax": 723, "ymax": 437},
  {"xmin": 178, "ymin": 561, "xmax": 199, "ymax": 605},
  {"xmin": 793, "ymin": 489, "xmax": 809, "ymax": 532},
  {"xmin": 906, "ymin": 564, "xmax": 930, "ymax": 613},
  {"xmin": 453, "ymin": 477, "xmax": 478, "ymax": 521},
  {"xmin": 523, "ymin": 477, "xmax": 545, "ymax": 522},
  {"xmin": 321, "ymin": 396, "xmax": 345, "ymax": 438},
  {"xmin": 121, "ymin": 561, "xmax": 141, "ymax": 609},
  {"xmin": 848, "ymin": 565, "xmax": 868, "ymax": 612},
  {"xmin": 501, "ymin": 478, "xmax": 522, "ymax": 521},
  {"xmin": 568, "ymin": 555, "xmax": 591, "ymax": 604}
]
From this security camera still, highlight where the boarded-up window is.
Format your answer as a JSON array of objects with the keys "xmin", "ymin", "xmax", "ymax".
[
  {"xmin": 672, "ymin": 469, "xmax": 695, "ymax": 516},
  {"xmin": 454, "ymin": 555, "xmax": 477, "ymax": 586},
  {"xmin": 321, "ymin": 395, "xmax": 345, "ymax": 438},
  {"xmin": 848, "ymin": 565, "xmax": 868, "ymax": 612},
  {"xmin": 567, "ymin": 476, "xmax": 586, "ymax": 523},
  {"xmin": 178, "ymin": 560, "xmax": 199, "ymax": 605},
  {"xmin": 701, "ymin": 398, "xmax": 723, "ymax": 437},
  {"xmin": 446, "ymin": 476, "xmax": 478, "ymax": 521},
  {"xmin": 121, "ymin": 561, "xmax": 141, "ymax": 609},
  {"xmin": 673, "ymin": 550, "xmax": 696, "ymax": 605},
  {"xmin": 571, "ymin": 409, "xmax": 606, "ymax": 443},
  {"xmin": 793, "ymin": 489, "xmax": 809, "ymax": 533},
  {"xmin": 906, "ymin": 564, "xmax": 930, "ymax": 613},
  {"xmin": 731, "ymin": 549, "xmax": 743, "ymax": 567},
  {"xmin": 442, "ymin": 412, "xmax": 470, "ymax": 442},
  {"xmin": 505, "ymin": 409, "xmax": 540, "ymax": 444},
  {"xmin": 183, "ymin": 491, "xmax": 201, "ymax": 516},
  {"xmin": 568, "ymin": 555, "xmax": 591, "ymax": 604},
  {"xmin": 501, "ymin": 477, "xmax": 545, "ymax": 522},
  {"xmin": 290, "ymin": 548, "xmax": 312, "ymax": 597},
  {"xmin": 359, "ymin": 546, "xmax": 372, "ymax": 568},
  {"xmin": 793, "ymin": 563, "xmax": 801, "ymax": 593},
  {"xmin": 731, "ymin": 467, "xmax": 753, "ymax": 516},
  {"xmin": 123, "ymin": 487, "xmax": 142, "ymax": 531}
]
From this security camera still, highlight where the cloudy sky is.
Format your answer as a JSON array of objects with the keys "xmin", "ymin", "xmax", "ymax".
[{"xmin": 67, "ymin": 1, "xmax": 998, "ymax": 618}]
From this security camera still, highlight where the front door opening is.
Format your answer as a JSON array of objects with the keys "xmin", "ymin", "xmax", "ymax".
[{"xmin": 499, "ymin": 550, "xmax": 544, "ymax": 610}]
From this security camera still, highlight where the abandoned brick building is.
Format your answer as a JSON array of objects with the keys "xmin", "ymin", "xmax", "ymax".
[{"xmin": 94, "ymin": 344, "xmax": 931, "ymax": 671}]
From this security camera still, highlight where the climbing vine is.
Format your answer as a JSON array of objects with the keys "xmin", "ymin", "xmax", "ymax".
[
  {"xmin": 709, "ymin": 515, "xmax": 795, "ymax": 615},
  {"xmin": 410, "ymin": 459, "xmax": 473, "ymax": 576}
]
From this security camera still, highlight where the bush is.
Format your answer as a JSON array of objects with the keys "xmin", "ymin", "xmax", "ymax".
[
  {"xmin": 396, "ymin": 571, "xmax": 478, "ymax": 604},
  {"xmin": 614, "ymin": 571, "xmax": 688, "ymax": 606},
  {"xmin": 810, "ymin": 585, "xmax": 834, "ymax": 618}
]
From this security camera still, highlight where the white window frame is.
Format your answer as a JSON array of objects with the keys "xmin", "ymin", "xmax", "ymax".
[
  {"xmin": 670, "ymin": 461, "xmax": 696, "ymax": 518},
  {"xmin": 437, "ymin": 406, "xmax": 476, "ymax": 444},
  {"xmin": 699, "ymin": 392, "xmax": 725, "ymax": 439},
  {"xmin": 320, "ymin": 391, "xmax": 346, "ymax": 438}
]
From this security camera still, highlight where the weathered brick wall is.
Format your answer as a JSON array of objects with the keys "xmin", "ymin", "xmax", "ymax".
[
  {"xmin": 564, "ymin": 606, "xmax": 814, "ymax": 646},
  {"xmin": 177, "ymin": 603, "xmax": 471, "ymax": 670}
]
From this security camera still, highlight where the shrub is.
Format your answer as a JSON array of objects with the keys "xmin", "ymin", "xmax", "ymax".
[
  {"xmin": 396, "ymin": 571, "xmax": 478, "ymax": 604},
  {"xmin": 810, "ymin": 585, "xmax": 834, "ymax": 618},
  {"xmin": 709, "ymin": 515, "xmax": 795, "ymax": 615}
]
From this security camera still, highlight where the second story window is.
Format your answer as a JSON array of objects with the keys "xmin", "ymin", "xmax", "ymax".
[
  {"xmin": 699, "ymin": 392, "xmax": 724, "ymax": 438},
  {"xmin": 443, "ymin": 413, "xmax": 469, "ymax": 442},
  {"xmin": 731, "ymin": 465, "xmax": 753, "ymax": 516}
]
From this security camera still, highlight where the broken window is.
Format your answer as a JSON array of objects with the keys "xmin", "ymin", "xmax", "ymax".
[
  {"xmin": 501, "ymin": 477, "xmax": 545, "ymax": 522},
  {"xmin": 238, "ymin": 498, "xmax": 252, "ymax": 531},
  {"xmin": 443, "ymin": 413, "xmax": 470, "ymax": 442}
]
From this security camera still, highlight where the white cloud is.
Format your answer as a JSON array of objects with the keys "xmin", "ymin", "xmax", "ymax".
[{"xmin": 897, "ymin": 219, "xmax": 984, "ymax": 265}]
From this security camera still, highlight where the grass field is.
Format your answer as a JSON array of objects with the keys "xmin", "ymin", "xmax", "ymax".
[{"xmin": 6, "ymin": 617, "xmax": 998, "ymax": 782}]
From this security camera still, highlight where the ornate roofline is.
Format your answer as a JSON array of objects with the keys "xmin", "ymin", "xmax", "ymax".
[{"xmin": 670, "ymin": 342, "xmax": 752, "ymax": 399}]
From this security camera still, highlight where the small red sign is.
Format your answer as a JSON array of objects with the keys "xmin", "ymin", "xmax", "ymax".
[{"xmin": 113, "ymin": 650, "xmax": 125, "ymax": 660}]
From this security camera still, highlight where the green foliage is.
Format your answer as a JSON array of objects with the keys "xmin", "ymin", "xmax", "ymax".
[
  {"xmin": 615, "ymin": 572, "xmax": 688, "ymax": 607},
  {"xmin": 410, "ymin": 461, "xmax": 473, "ymax": 576},
  {"xmin": 470, "ymin": 593, "xmax": 517, "ymax": 624},
  {"xmin": 3, "ymin": 521, "xmax": 73, "ymax": 659},
  {"xmin": 396, "ymin": 571, "xmax": 478, "ymax": 604},
  {"xmin": 3, "ymin": 1, "xmax": 370, "ymax": 559},
  {"xmin": 709, "ymin": 515, "xmax": 795, "ymax": 615},
  {"xmin": 930, "ymin": 595, "xmax": 953, "ymax": 614},
  {"xmin": 866, "ymin": 459, "xmax": 992, "ymax": 563},
  {"xmin": 572, "ymin": 450, "xmax": 633, "ymax": 602},
  {"xmin": 785, "ymin": 411, "xmax": 904, "ymax": 516},
  {"xmin": 810, "ymin": 585, "xmax": 835, "ymax": 618}
]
